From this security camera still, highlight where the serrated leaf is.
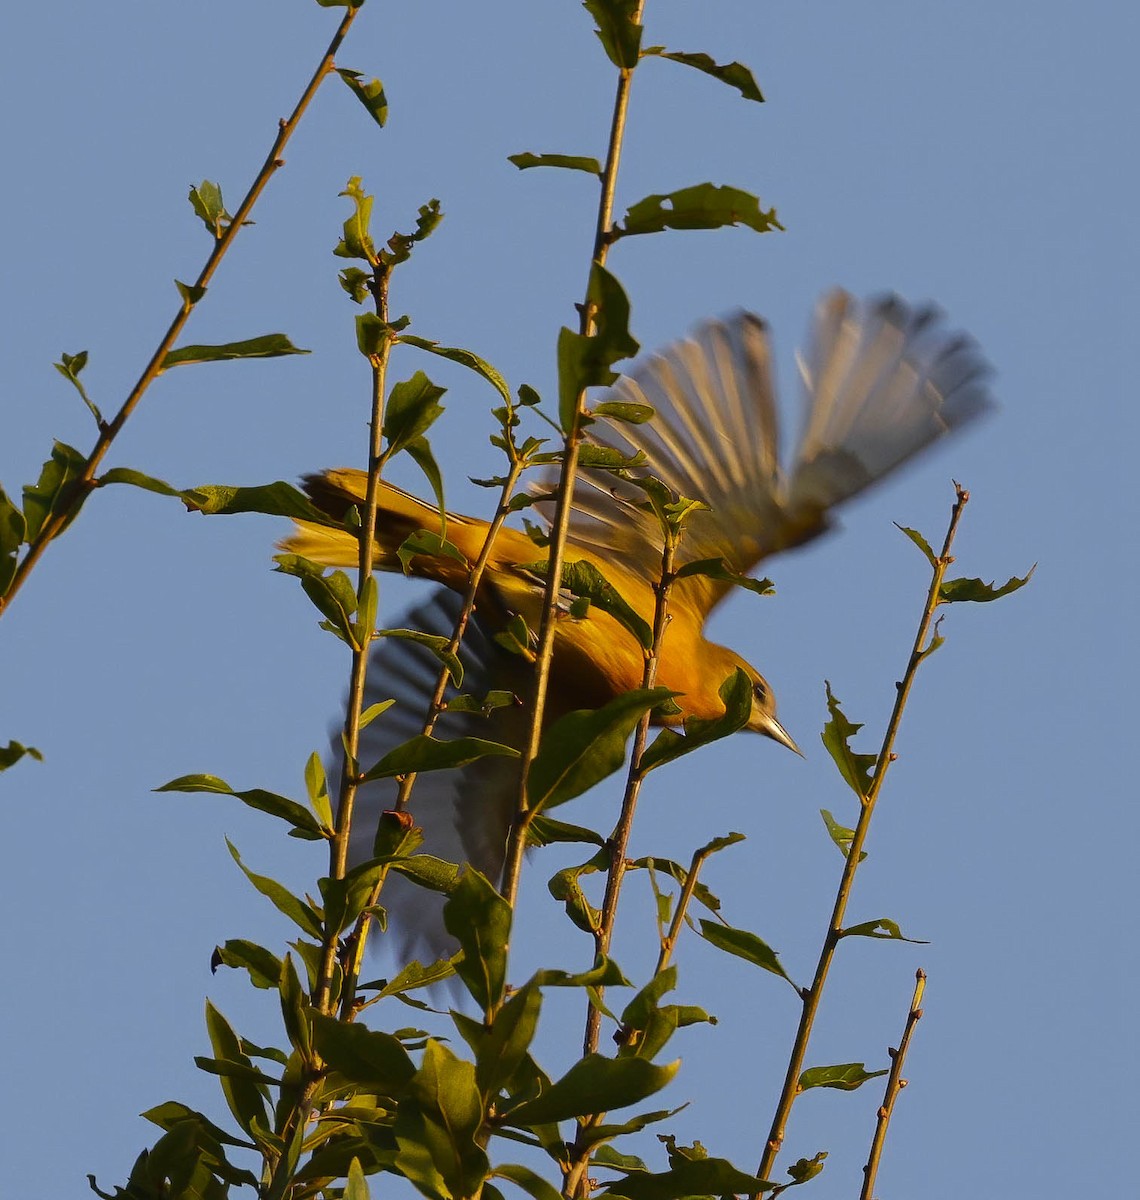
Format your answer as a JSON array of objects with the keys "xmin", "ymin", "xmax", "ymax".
[
  {"xmin": 161, "ymin": 334, "xmax": 309, "ymax": 369},
  {"xmin": 382, "ymin": 371, "xmax": 447, "ymax": 458},
  {"xmin": 597, "ymin": 1157, "xmax": 773, "ymax": 1199},
  {"xmin": 640, "ymin": 668, "xmax": 754, "ymax": 771},
  {"xmin": 211, "ymin": 939, "xmax": 284, "ymax": 990},
  {"xmin": 697, "ymin": 920, "xmax": 795, "ymax": 987},
  {"xmin": 0, "ymin": 740, "xmax": 43, "ymax": 772},
  {"xmin": 896, "ymin": 523, "xmax": 937, "ymax": 566},
  {"xmin": 337, "ymin": 68, "xmax": 388, "ymax": 126},
  {"xmin": 188, "ymin": 180, "xmax": 229, "ymax": 236},
  {"xmin": 819, "ymin": 808, "xmax": 866, "ymax": 862},
  {"xmin": 841, "ymin": 917, "xmax": 928, "ymax": 943},
  {"xmin": 523, "ymin": 556, "xmax": 652, "ymax": 648},
  {"xmin": 508, "ymin": 152, "xmax": 602, "ymax": 176},
  {"xmin": 529, "ymin": 687, "xmax": 673, "ymax": 811},
  {"xmin": 503, "ymin": 1054, "xmax": 678, "ymax": 1126},
  {"xmin": 674, "ymin": 556, "xmax": 774, "ymax": 597},
  {"xmin": 641, "ymin": 47, "xmax": 764, "ymax": 102},
  {"xmin": 798, "ymin": 1062, "xmax": 888, "ymax": 1092},
  {"xmin": 821, "ymin": 682, "xmax": 877, "ymax": 798},
  {"xmin": 618, "ymin": 184, "xmax": 782, "ymax": 238},
  {"xmin": 939, "ymin": 566, "xmax": 1035, "ymax": 603},
  {"xmin": 22, "ymin": 440, "xmax": 87, "ymax": 540},
  {"xmin": 558, "ymin": 263, "xmax": 639, "ymax": 429},
  {"xmin": 335, "ymin": 175, "xmax": 377, "ymax": 262},
  {"xmin": 583, "ymin": 0, "xmax": 642, "ymax": 68}
]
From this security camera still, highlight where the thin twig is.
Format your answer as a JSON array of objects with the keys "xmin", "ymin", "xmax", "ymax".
[
  {"xmin": 501, "ymin": 0, "xmax": 647, "ymax": 913},
  {"xmin": 0, "ymin": 7, "xmax": 359, "ymax": 617},
  {"xmin": 756, "ymin": 484, "xmax": 969, "ymax": 1183},
  {"xmin": 860, "ymin": 969, "xmax": 927, "ymax": 1200}
]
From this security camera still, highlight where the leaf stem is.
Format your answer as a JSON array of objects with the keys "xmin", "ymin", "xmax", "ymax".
[
  {"xmin": 860, "ymin": 968, "xmax": 927, "ymax": 1200},
  {"xmin": 0, "ymin": 7, "xmax": 359, "ymax": 617},
  {"xmin": 756, "ymin": 484, "xmax": 968, "ymax": 1182}
]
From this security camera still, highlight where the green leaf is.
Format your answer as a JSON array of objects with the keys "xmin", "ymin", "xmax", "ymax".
[
  {"xmin": 225, "ymin": 839, "xmax": 323, "ymax": 939},
  {"xmin": 819, "ymin": 808, "xmax": 866, "ymax": 863},
  {"xmin": 188, "ymin": 180, "xmax": 229, "ymax": 236},
  {"xmin": 591, "ymin": 400, "xmax": 654, "ymax": 424},
  {"xmin": 939, "ymin": 566, "xmax": 1035, "ymax": 603},
  {"xmin": 0, "ymin": 486, "xmax": 26, "ymax": 594},
  {"xmin": 617, "ymin": 184, "xmax": 782, "ymax": 238},
  {"xmin": 337, "ymin": 68, "xmax": 388, "ymax": 126},
  {"xmin": 523, "ymin": 556, "xmax": 652, "ymax": 648},
  {"xmin": 382, "ymin": 371, "xmax": 447, "ymax": 459},
  {"xmin": 503, "ymin": 1054, "xmax": 678, "ymax": 1126},
  {"xmin": 446, "ymin": 689, "xmax": 519, "ymax": 716},
  {"xmin": 395, "ymin": 1040, "xmax": 488, "ymax": 1199},
  {"xmin": 558, "ymin": 263, "xmax": 639, "ymax": 430},
  {"xmin": 356, "ymin": 311, "xmax": 392, "ymax": 357},
  {"xmin": 508, "ymin": 152, "xmax": 602, "ymax": 177},
  {"xmin": 895, "ymin": 523, "xmax": 937, "ymax": 566},
  {"xmin": 309, "ymin": 1012, "xmax": 416, "ymax": 1090},
  {"xmin": 526, "ymin": 814, "xmax": 606, "ymax": 847},
  {"xmin": 203, "ymin": 1000, "xmax": 270, "ymax": 1138},
  {"xmin": 382, "ymin": 199, "xmax": 444, "ymax": 267},
  {"xmin": 142, "ymin": 1100, "xmax": 252, "ymax": 1149},
  {"xmin": 798, "ymin": 1062, "xmax": 888, "ymax": 1092},
  {"xmin": 373, "ymin": 956, "xmax": 459, "ymax": 998},
  {"xmin": 697, "ymin": 920, "xmax": 795, "ymax": 988},
  {"xmin": 0, "ymin": 740, "xmax": 42, "ymax": 773},
  {"xmin": 179, "ymin": 480, "xmax": 328, "ymax": 521},
  {"xmin": 339, "ymin": 266, "xmax": 372, "ymax": 303},
  {"xmin": 548, "ymin": 851, "xmax": 607, "ymax": 932},
  {"xmin": 640, "ymin": 668, "xmax": 754, "ymax": 772},
  {"xmin": 494, "ymin": 1164, "xmax": 563, "ymax": 1200},
  {"xmin": 464, "ymin": 982, "xmax": 542, "ymax": 1100},
  {"xmin": 161, "ymin": 333, "xmax": 309, "ymax": 369},
  {"xmin": 278, "ymin": 954, "xmax": 311, "ymax": 1060},
  {"xmin": 577, "ymin": 1108, "xmax": 681, "ymax": 1151},
  {"xmin": 22, "ymin": 440, "xmax": 87, "ymax": 540},
  {"xmin": 211, "ymin": 939, "xmax": 284, "ymax": 990},
  {"xmin": 175, "ymin": 278, "xmax": 207, "ymax": 305},
  {"xmin": 529, "ymin": 687, "xmax": 674, "ymax": 811},
  {"xmin": 583, "ymin": 0, "xmax": 642, "ymax": 68},
  {"xmin": 304, "ymin": 751, "xmax": 334, "ymax": 829},
  {"xmin": 335, "ymin": 175, "xmax": 378, "ymax": 262},
  {"xmin": 394, "ymin": 529, "xmax": 468, "ymax": 576},
  {"xmin": 674, "ymin": 556, "xmax": 775, "ymax": 597},
  {"xmin": 53, "ymin": 349, "xmax": 103, "ymax": 425},
  {"xmin": 346, "ymin": 1157, "xmax": 372, "ymax": 1200},
  {"xmin": 444, "ymin": 869, "xmax": 512, "ymax": 1011},
  {"xmin": 530, "ymin": 956, "xmax": 632, "ymax": 991},
  {"xmin": 841, "ymin": 917, "xmax": 928, "ymax": 943},
  {"xmin": 362, "ymin": 733, "xmax": 517, "ymax": 781},
  {"xmin": 156, "ymin": 773, "xmax": 326, "ymax": 840},
  {"xmin": 786, "ymin": 1151, "xmax": 828, "ymax": 1184},
  {"xmin": 598, "ymin": 1157, "xmax": 773, "ymax": 1199},
  {"xmin": 405, "ymin": 436, "xmax": 447, "ymax": 519},
  {"xmin": 821, "ymin": 682, "xmax": 877, "ymax": 798},
  {"xmin": 398, "ymin": 335, "xmax": 512, "ymax": 405},
  {"xmin": 641, "ymin": 48, "xmax": 764, "ymax": 102}
]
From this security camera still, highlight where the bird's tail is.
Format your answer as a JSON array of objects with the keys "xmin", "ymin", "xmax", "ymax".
[{"xmin": 280, "ymin": 469, "xmax": 532, "ymax": 592}]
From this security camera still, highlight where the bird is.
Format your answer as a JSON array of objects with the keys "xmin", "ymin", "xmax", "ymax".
[{"xmin": 282, "ymin": 288, "xmax": 992, "ymax": 959}]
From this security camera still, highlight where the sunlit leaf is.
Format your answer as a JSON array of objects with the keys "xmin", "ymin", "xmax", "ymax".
[{"xmin": 161, "ymin": 334, "xmax": 309, "ymax": 369}]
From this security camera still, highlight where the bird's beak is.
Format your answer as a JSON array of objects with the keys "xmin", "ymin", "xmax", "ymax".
[{"xmin": 764, "ymin": 716, "xmax": 804, "ymax": 758}]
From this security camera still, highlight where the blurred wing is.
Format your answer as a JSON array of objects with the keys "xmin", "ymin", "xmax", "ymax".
[
  {"xmin": 337, "ymin": 589, "xmax": 528, "ymax": 963},
  {"xmin": 783, "ymin": 289, "xmax": 992, "ymax": 535},
  {"xmin": 559, "ymin": 312, "xmax": 786, "ymax": 618},
  {"xmin": 550, "ymin": 291, "xmax": 992, "ymax": 617}
]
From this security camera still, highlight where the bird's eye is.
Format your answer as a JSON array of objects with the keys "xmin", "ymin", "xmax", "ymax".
[{"xmin": 753, "ymin": 680, "xmax": 768, "ymax": 704}]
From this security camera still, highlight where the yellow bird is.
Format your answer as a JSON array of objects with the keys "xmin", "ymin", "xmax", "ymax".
[{"xmin": 283, "ymin": 289, "xmax": 991, "ymax": 956}]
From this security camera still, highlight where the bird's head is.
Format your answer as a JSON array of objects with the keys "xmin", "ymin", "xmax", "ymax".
[{"xmin": 745, "ymin": 669, "xmax": 802, "ymax": 756}]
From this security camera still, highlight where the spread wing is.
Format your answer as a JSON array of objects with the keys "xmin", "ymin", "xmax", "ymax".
[
  {"xmin": 557, "ymin": 289, "xmax": 992, "ymax": 618},
  {"xmin": 336, "ymin": 589, "xmax": 529, "ymax": 964}
]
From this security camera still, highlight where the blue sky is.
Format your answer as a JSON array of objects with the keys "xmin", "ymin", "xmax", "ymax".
[{"xmin": 1, "ymin": 3, "xmax": 1135, "ymax": 1197}]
